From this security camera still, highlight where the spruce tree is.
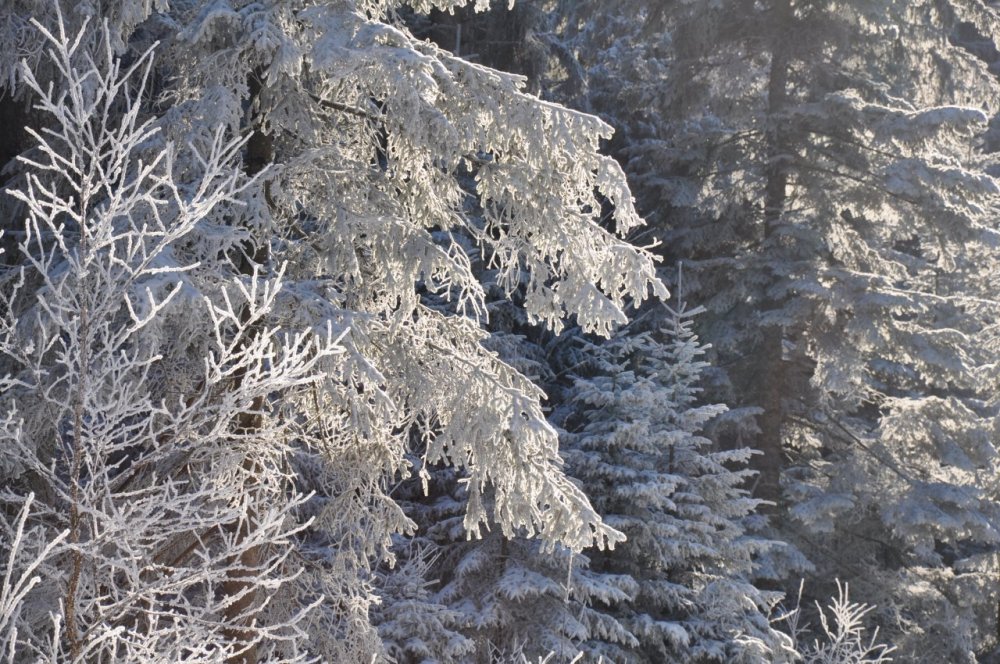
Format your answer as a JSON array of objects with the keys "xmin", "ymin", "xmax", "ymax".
[
  {"xmin": 558, "ymin": 298, "xmax": 790, "ymax": 663},
  {"xmin": 559, "ymin": 1, "xmax": 1000, "ymax": 659}
]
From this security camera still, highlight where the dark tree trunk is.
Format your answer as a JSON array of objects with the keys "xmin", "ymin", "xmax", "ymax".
[{"xmin": 752, "ymin": 0, "xmax": 794, "ymax": 507}]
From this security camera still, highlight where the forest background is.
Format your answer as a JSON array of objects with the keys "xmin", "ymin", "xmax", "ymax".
[{"xmin": 2, "ymin": 1, "xmax": 1000, "ymax": 663}]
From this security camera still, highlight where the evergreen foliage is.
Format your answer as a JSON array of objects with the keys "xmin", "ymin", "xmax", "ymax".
[
  {"xmin": 557, "ymin": 0, "xmax": 1000, "ymax": 659},
  {"xmin": 2, "ymin": 0, "xmax": 999, "ymax": 662},
  {"xmin": 0, "ymin": 1, "xmax": 664, "ymax": 661},
  {"xmin": 559, "ymin": 298, "xmax": 790, "ymax": 663}
]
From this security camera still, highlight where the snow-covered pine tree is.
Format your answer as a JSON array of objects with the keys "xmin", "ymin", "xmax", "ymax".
[
  {"xmin": 558, "ymin": 296, "xmax": 790, "ymax": 663},
  {"xmin": 381, "ymin": 11, "xmax": 784, "ymax": 660},
  {"xmin": 557, "ymin": 0, "xmax": 1000, "ymax": 659},
  {"xmin": 384, "ymin": 266, "xmax": 632, "ymax": 662},
  {"xmin": 0, "ymin": 1, "xmax": 667, "ymax": 661},
  {"xmin": 428, "ymin": 524, "xmax": 625, "ymax": 662},
  {"xmin": 779, "ymin": 581, "xmax": 895, "ymax": 664},
  {"xmin": 372, "ymin": 536, "xmax": 477, "ymax": 663}
]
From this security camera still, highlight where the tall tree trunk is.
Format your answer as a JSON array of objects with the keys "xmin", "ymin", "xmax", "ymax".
[{"xmin": 753, "ymin": 0, "xmax": 793, "ymax": 507}]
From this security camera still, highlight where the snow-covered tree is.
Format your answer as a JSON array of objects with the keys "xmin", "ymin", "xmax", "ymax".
[
  {"xmin": 427, "ymin": 525, "xmax": 616, "ymax": 662},
  {"xmin": 557, "ymin": 0, "xmax": 1000, "ymax": 659},
  {"xmin": 372, "ymin": 538, "xmax": 476, "ymax": 663},
  {"xmin": 393, "ymin": 293, "xmax": 631, "ymax": 663},
  {"xmin": 0, "ymin": 1, "xmax": 667, "ymax": 661},
  {"xmin": 558, "ymin": 298, "xmax": 790, "ymax": 663},
  {"xmin": 780, "ymin": 581, "xmax": 895, "ymax": 664},
  {"xmin": 0, "ymin": 15, "xmax": 341, "ymax": 661}
]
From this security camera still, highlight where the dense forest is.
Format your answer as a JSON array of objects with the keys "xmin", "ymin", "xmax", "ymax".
[{"xmin": 1, "ymin": 1, "xmax": 999, "ymax": 662}]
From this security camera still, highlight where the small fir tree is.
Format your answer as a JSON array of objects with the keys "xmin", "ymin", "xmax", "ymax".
[{"xmin": 558, "ymin": 294, "xmax": 791, "ymax": 663}]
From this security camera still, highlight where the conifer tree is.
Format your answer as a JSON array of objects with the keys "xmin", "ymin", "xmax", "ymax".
[
  {"xmin": 558, "ymin": 1, "xmax": 1000, "ymax": 658},
  {"xmin": 395, "ymin": 284, "xmax": 631, "ymax": 663},
  {"xmin": 373, "ymin": 538, "xmax": 477, "ymax": 663},
  {"xmin": 0, "ymin": 1, "xmax": 666, "ymax": 661},
  {"xmin": 558, "ymin": 296, "xmax": 790, "ymax": 663}
]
